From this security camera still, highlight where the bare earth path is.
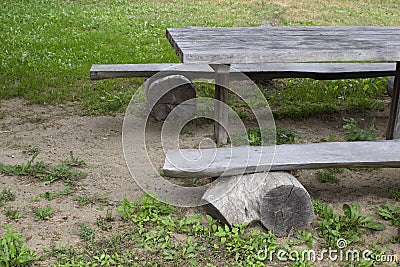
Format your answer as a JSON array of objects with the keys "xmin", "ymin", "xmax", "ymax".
[{"xmin": 0, "ymin": 98, "xmax": 399, "ymax": 261}]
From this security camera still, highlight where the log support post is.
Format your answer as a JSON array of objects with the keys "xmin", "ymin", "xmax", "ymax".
[
  {"xmin": 210, "ymin": 64, "xmax": 230, "ymax": 144},
  {"xmin": 387, "ymin": 61, "xmax": 400, "ymax": 139},
  {"xmin": 202, "ymin": 172, "xmax": 314, "ymax": 237},
  {"xmin": 145, "ymin": 75, "xmax": 196, "ymax": 121}
]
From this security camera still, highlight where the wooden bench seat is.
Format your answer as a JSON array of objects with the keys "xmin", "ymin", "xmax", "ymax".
[
  {"xmin": 163, "ymin": 140, "xmax": 400, "ymax": 178},
  {"xmin": 90, "ymin": 62, "xmax": 396, "ymax": 81}
]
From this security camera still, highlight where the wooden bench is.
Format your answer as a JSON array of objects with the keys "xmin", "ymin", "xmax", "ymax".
[
  {"xmin": 107, "ymin": 26, "xmax": 400, "ymax": 237},
  {"xmin": 163, "ymin": 140, "xmax": 400, "ymax": 178},
  {"xmin": 162, "ymin": 140, "xmax": 400, "ymax": 236},
  {"xmin": 90, "ymin": 62, "xmax": 396, "ymax": 81},
  {"xmin": 91, "ymin": 62, "xmax": 396, "ymax": 122}
]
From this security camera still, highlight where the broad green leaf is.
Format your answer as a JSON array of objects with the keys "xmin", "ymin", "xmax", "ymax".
[{"xmin": 364, "ymin": 222, "xmax": 386, "ymax": 231}]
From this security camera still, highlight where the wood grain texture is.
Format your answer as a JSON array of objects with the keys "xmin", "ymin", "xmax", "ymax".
[
  {"xmin": 211, "ymin": 64, "xmax": 230, "ymax": 144},
  {"xmin": 90, "ymin": 63, "xmax": 396, "ymax": 80},
  {"xmin": 163, "ymin": 140, "xmax": 400, "ymax": 178},
  {"xmin": 387, "ymin": 62, "xmax": 400, "ymax": 139},
  {"xmin": 202, "ymin": 172, "xmax": 314, "ymax": 237},
  {"xmin": 166, "ymin": 26, "xmax": 400, "ymax": 64},
  {"xmin": 90, "ymin": 64, "xmax": 177, "ymax": 80},
  {"xmin": 387, "ymin": 76, "xmax": 395, "ymax": 97}
]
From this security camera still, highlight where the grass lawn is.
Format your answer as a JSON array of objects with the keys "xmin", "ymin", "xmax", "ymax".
[{"xmin": 1, "ymin": 0, "xmax": 398, "ymax": 115}]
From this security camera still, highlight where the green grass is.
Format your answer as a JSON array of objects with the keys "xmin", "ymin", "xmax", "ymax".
[
  {"xmin": 78, "ymin": 223, "xmax": 96, "ymax": 242},
  {"xmin": 5, "ymin": 207, "xmax": 22, "ymax": 221},
  {"xmin": 264, "ymin": 78, "xmax": 387, "ymax": 120},
  {"xmin": 96, "ymin": 210, "xmax": 114, "ymax": 231},
  {"xmin": 316, "ymin": 168, "xmax": 345, "ymax": 184},
  {"xmin": 231, "ymin": 126, "xmax": 300, "ymax": 146},
  {"xmin": 33, "ymin": 204, "xmax": 55, "ymax": 221},
  {"xmin": 0, "ymin": 0, "xmax": 285, "ymax": 113},
  {"xmin": 51, "ymin": 195, "xmax": 282, "ymax": 266},
  {"xmin": 375, "ymin": 203, "xmax": 400, "ymax": 226},
  {"xmin": 316, "ymin": 169, "xmax": 342, "ymax": 184},
  {"xmin": 268, "ymin": 0, "xmax": 400, "ymax": 26},
  {"xmin": 1, "ymin": 0, "xmax": 397, "ymax": 117},
  {"xmin": 22, "ymin": 145, "xmax": 41, "ymax": 155},
  {"xmin": 73, "ymin": 192, "xmax": 110, "ymax": 207},
  {"xmin": 388, "ymin": 187, "xmax": 400, "ymax": 202},
  {"xmin": 27, "ymin": 196, "xmax": 390, "ymax": 266},
  {"xmin": 0, "ymin": 188, "xmax": 16, "ymax": 206},
  {"xmin": 0, "ymin": 195, "xmax": 397, "ymax": 266},
  {"xmin": 38, "ymin": 187, "xmax": 73, "ymax": 201},
  {"xmin": 0, "ymin": 152, "xmax": 87, "ymax": 186},
  {"xmin": 343, "ymin": 117, "xmax": 377, "ymax": 141},
  {"xmin": 0, "ymin": 226, "xmax": 37, "ymax": 266}
]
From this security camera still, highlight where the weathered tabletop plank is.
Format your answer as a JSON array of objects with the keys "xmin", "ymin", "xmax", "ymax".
[
  {"xmin": 163, "ymin": 140, "xmax": 400, "ymax": 178},
  {"xmin": 166, "ymin": 26, "xmax": 400, "ymax": 64}
]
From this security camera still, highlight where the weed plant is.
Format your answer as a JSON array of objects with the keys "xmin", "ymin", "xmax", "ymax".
[
  {"xmin": 231, "ymin": 126, "xmax": 300, "ymax": 146},
  {"xmin": 388, "ymin": 187, "xmax": 400, "ymax": 202},
  {"xmin": 33, "ymin": 204, "xmax": 54, "ymax": 220},
  {"xmin": 343, "ymin": 118, "xmax": 377, "ymax": 141},
  {"xmin": 315, "ymin": 202, "xmax": 385, "ymax": 247},
  {"xmin": 5, "ymin": 207, "xmax": 22, "ymax": 221},
  {"xmin": 0, "ymin": 152, "xmax": 87, "ymax": 185},
  {"xmin": 0, "ymin": 226, "xmax": 36, "ymax": 266},
  {"xmin": 0, "ymin": 188, "xmax": 16, "ymax": 206}
]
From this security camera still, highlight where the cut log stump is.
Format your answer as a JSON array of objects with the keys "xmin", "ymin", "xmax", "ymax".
[
  {"xmin": 145, "ymin": 75, "xmax": 196, "ymax": 121},
  {"xmin": 202, "ymin": 172, "xmax": 314, "ymax": 237}
]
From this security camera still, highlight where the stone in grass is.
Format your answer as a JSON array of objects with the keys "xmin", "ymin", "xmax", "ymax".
[{"xmin": 202, "ymin": 172, "xmax": 314, "ymax": 237}]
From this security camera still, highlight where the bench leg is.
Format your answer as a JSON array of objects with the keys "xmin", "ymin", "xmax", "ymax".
[
  {"xmin": 387, "ymin": 62, "xmax": 400, "ymax": 140},
  {"xmin": 210, "ymin": 64, "xmax": 230, "ymax": 144},
  {"xmin": 202, "ymin": 172, "xmax": 314, "ymax": 237}
]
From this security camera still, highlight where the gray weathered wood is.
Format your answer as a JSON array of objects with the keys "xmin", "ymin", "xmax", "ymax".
[
  {"xmin": 202, "ymin": 172, "xmax": 314, "ymax": 237},
  {"xmin": 211, "ymin": 64, "xmax": 230, "ymax": 144},
  {"xmin": 90, "ymin": 63, "xmax": 396, "ymax": 81},
  {"xmin": 146, "ymin": 75, "xmax": 196, "ymax": 121},
  {"xmin": 387, "ymin": 62, "xmax": 400, "ymax": 139},
  {"xmin": 90, "ymin": 64, "xmax": 177, "ymax": 80},
  {"xmin": 163, "ymin": 140, "xmax": 400, "ymax": 178},
  {"xmin": 387, "ymin": 76, "xmax": 394, "ymax": 97},
  {"xmin": 166, "ymin": 26, "xmax": 400, "ymax": 64}
]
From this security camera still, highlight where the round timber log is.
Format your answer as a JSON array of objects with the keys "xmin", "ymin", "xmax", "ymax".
[
  {"xmin": 202, "ymin": 172, "xmax": 314, "ymax": 237},
  {"xmin": 146, "ymin": 75, "xmax": 196, "ymax": 121},
  {"xmin": 387, "ymin": 76, "xmax": 394, "ymax": 97}
]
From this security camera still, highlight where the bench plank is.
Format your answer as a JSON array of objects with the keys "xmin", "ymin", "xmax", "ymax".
[
  {"xmin": 90, "ymin": 63, "xmax": 396, "ymax": 81},
  {"xmin": 163, "ymin": 140, "xmax": 400, "ymax": 178}
]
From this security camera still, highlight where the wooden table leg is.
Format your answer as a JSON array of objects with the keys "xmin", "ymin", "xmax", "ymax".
[
  {"xmin": 210, "ymin": 64, "xmax": 230, "ymax": 144},
  {"xmin": 387, "ymin": 62, "xmax": 400, "ymax": 140}
]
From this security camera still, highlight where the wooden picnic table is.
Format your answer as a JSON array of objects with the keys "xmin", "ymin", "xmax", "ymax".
[{"xmin": 166, "ymin": 26, "xmax": 400, "ymax": 143}]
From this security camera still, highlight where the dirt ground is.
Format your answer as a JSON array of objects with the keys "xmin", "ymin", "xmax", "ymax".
[{"xmin": 0, "ymin": 98, "xmax": 399, "ymax": 263}]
